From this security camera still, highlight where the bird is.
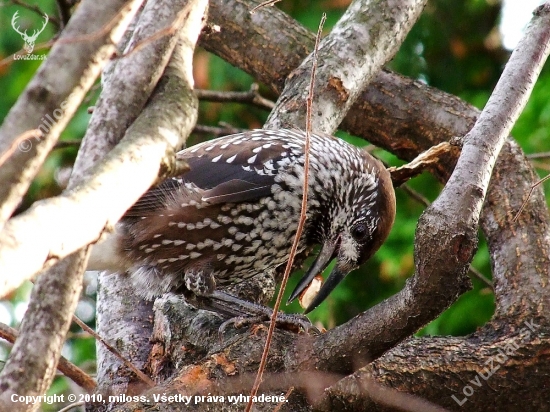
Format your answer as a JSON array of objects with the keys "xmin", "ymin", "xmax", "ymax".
[{"xmin": 88, "ymin": 129, "xmax": 396, "ymax": 322}]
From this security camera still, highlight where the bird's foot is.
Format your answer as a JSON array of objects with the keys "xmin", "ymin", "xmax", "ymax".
[
  {"xmin": 189, "ymin": 290, "xmax": 319, "ymax": 335},
  {"xmin": 218, "ymin": 312, "xmax": 319, "ymax": 336}
]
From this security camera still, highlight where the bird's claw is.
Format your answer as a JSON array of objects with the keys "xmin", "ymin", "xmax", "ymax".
[{"xmin": 218, "ymin": 312, "xmax": 320, "ymax": 338}]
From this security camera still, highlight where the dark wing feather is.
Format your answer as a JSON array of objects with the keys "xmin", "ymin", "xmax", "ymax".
[
  {"xmin": 127, "ymin": 130, "xmax": 302, "ymax": 215},
  {"xmin": 182, "ymin": 156, "xmax": 276, "ymax": 191},
  {"xmin": 202, "ymin": 179, "xmax": 272, "ymax": 204},
  {"xmin": 175, "ymin": 132, "xmax": 302, "ymax": 203}
]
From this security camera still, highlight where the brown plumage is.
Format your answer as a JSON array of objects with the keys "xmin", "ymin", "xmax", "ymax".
[{"xmin": 88, "ymin": 129, "xmax": 396, "ymax": 315}]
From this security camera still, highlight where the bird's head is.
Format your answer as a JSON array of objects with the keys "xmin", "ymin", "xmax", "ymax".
[{"xmin": 288, "ymin": 153, "xmax": 396, "ymax": 313}]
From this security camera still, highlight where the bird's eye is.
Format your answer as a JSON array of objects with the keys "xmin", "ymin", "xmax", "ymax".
[{"xmin": 351, "ymin": 223, "xmax": 369, "ymax": 242}]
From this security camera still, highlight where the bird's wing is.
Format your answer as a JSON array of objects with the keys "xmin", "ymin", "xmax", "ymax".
[
  {"xmin": 124, "ymin": 178, "xmax": 183, "ymax": 216},
  {"xmin": 176, "ymin": 130, "xmax": 304, "ymax": 204},
  {"xmin": 126, "ymin": 130, "xmax": 305, "ymax": 215}
]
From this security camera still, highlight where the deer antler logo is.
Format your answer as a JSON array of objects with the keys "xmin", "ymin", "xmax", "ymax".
[{"xmin": 11, "ymin": 11, "xmax": 49, "ymax": 54}]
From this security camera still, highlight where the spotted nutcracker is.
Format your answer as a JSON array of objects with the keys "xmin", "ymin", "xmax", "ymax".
[{"xmin": 88, "ymin": 129, "xmax": 396, "ymax": 322}]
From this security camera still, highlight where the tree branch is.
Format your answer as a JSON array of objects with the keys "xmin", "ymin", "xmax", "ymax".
[
  {"xmin": 0, "ymin": 322, "xmax": 96, "ymax": 393},
  {"xmin": 0, "ymin": 249, "xmax": 89, "ymax": 412},
  {"xmin": 194, "ymin": 84, "xmax": 275, "ymax": 110},
  {"xmin": 71, "ymin": 0, "xmax": 192, "ymax": 182},
  {"xmin": 0, "ymin": 0, "xmax": 206, "ymax": 298},
  {"xmin": 264, "ymin": 0, "xmax": 428, "ymax": 132},
  {"xmin": 0, "ymin": 0, "xmax": 143, "ymax": 227}
]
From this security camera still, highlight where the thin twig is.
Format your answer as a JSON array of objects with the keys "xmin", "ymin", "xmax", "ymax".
[
  {"xmin": 399, "ymin": 184, "xmax": 431, "ymax": 207},
  {"xmin": 193, "ymin": 124, "xmax": 248, "ymax": 137},
  {"xmin": 0, "ymin": 322, "xmax": 96, "ymax": 391},
  {"xmin": 195, "ymin": 84, "xmax": 275, "ymax": 110},
  {"xmin": 245, "ymin": 13, "xmax": 326, "ymax": 412},
  {"xmin": 71, "ymin": 315, "xmax": 156, "ymax": 388},
  {"xmin": 250, "ymin": 0, "xmax": 283, "ymax": 14},
  {"xmin": 273, "ymin": 386, "xmax": 294, "ymax": 412},
  {"xmin": 0, "ymin": 129, "xmax": 42, "ymax": 168},
  {"xmin": 469, "ymin": 265, "xmax": 493, "ymax": 289},
  {"xmin": 527, "ymin": 151, "xmax": 550, "ymax": 159},
  {"xmin": 9, "ymin": 0, "xmax": 61, "ymax": 28},
  {"xmin": 513, "ymin": 173, "xmax": 550, "ymax": 222}
]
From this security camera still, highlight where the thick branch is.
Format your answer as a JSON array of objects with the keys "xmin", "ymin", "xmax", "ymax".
[
  {"xmin": 322, "ymin": 320, "xmax": 550, "ymax": 411},
  {"xmin": 0, "ymin": 0, "xmax": 143, "ymax": 226},
  {"xmin": 0, "ymin": 0, "xmax": 206, "ymax": 298},
  {"xmin": 264, "ymin": 0, "xmax": 427, "ymax": 132},
  {"xmin": 72, "ymin": 0, "xmax": 190, "ymax": 182}
]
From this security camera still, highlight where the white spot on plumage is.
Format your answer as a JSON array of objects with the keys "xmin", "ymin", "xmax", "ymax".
[
  {"xmin": 218, "ymin": 215, "xmax": 232, "ymax": 224},
  {"xmin": 226, "ymin": 154, "xmax": 237, "ymax": 163},
  {"xmin": 212, "ymin": 154, "xmax": 222, "ymax": 162}
]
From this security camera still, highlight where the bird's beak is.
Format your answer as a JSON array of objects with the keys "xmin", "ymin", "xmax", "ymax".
[
  {"xmin": 304, "ymin": 260, "xmax": 353, "ymax": 313},
  {"xmin": 288, "ymin": 239, "xmax": 338, "ymax": 305},
  {"xmin": 288, "ymin": 237, "xmax": 352, "ymax": 313}
]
